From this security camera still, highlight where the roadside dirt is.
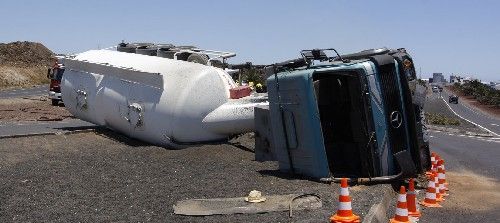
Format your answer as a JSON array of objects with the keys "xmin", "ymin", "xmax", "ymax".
[
  {"xmin": 0, "ymin": 96, "xmax": 73, "ymax": 121},
  {"xmin": 447, "ymin": 86, "xmax": 500, "ymax": 119},
  {"xmin": 419, "ymin": 170, "xmax": 500, "ymax": 222}
]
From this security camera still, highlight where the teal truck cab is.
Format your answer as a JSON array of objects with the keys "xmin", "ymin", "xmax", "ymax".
[{"xmin": 254, "ymin": 48, "xmax": 429, "ymax": 184}]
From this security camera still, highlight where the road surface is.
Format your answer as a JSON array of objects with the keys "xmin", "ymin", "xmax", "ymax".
[
  {"xmin": 419, "ymin": 130, "xmax": 500, "ymax": 222},
  {"xmin": 0, "ymin": 85, "xmax": 47, "ymax": 99},
  {"xmin": 441, "ymin": 89, "xmax": 500, "ymax": 136}
]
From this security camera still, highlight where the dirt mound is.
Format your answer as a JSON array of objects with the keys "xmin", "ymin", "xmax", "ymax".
[
  {"xmin": 0, "ymin": 41, "xmax": 54, "ymax": 88},
  {"xmin": 0, "ymin": 41, "xmax": 54, "ymax": 67}
]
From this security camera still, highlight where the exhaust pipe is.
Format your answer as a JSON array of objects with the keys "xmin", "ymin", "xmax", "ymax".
[{"xmin": 320, "ymin": 150, "xmax": 417, "ymax": 185}]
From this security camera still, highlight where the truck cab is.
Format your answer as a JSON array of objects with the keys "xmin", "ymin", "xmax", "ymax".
[
  {"xmin": 255, "ymin": 48, "xmax": 429, "ymax": 183},
  {"xmin": 47, "ymin": 62, "xmax": 65, "ymax": 106}
]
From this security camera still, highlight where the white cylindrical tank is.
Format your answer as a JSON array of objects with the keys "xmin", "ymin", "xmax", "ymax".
[{"xmin": 62, "ymin": 50, "xmax": 267, "ymax": 148}]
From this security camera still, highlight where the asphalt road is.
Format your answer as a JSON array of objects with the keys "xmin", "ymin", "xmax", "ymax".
[
  {"xmin": 418, "ymin": 130, "xmax": 500, "ymax": 222},
  {"xmin": 441, "ymin": 89, "xmax": 500, "ymax": 136},
  {"xmin": 0, "ymin": 85, "xmax": 47, "ymax": 99},
  {"xmin": 428, "ymin": 130, "xmax": 500, "ymax": 179}
]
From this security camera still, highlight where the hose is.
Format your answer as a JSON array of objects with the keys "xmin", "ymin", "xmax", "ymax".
[{"xmin": 319, "ymin": 171, "xmax": 403, "ymax": 185}]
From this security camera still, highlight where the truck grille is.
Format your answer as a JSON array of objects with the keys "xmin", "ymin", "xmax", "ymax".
[{"xmin": 377, "ymin": 63, "xmax": 407, "ymax": 154}]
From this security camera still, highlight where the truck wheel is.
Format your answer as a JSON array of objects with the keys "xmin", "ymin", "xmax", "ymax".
[
  {"xmin": 51, "ymin": 99, "xmax": 59, "ymax": 106},
  {"xmin": 175, "ymin": 52, "xmax": 190, "ymax": 61},
  {"xmin": 187, "ymin": 53, "xmax": 209, "ymax": 65}
]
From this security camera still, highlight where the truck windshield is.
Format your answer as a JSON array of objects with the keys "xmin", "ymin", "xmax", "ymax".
[{"xmin": 53, "ymin": 68, "xmax": 65, "ymax": 81}]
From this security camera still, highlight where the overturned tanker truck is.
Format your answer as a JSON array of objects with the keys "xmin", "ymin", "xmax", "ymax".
[
  {"xmin": 61, "ymin": 43, "xmax": 267, "ymax": 148},
  {"xmin": 254, "ymin": 48, "xmax": 430, "ymax": 184}
]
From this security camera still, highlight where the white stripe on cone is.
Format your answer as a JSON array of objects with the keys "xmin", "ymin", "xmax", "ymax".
[
  {"xmin": 338, "ymin": 201, "xmax": 352, "ymax": 210},
  {"xmin": 398, "ymin": 194, "xmax": 407, "ymax": 202},
  {"xmin": 429, "ymin": 181, "xmax": 435, "ymax": 187},
  {"xmin": 426, "ymin": 192, "xmax": 436, "ymax": 199},
  {"xmin": 340, "ymin": 188, "xmax": 349, "ymax": 196},
  {"xmin": 395, "ymin": 207, "xmax": 409, "ymax": 216}
]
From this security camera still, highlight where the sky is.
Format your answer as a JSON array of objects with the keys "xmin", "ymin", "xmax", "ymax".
[{"xmin": 1, "ymin": 0, "xmax": 499, "ymax": 82}]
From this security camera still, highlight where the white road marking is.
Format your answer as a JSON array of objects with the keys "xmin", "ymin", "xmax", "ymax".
[
  {"xmin": 491, "ymin": 123, "xmax": 499, "ymax": 127},
  {"xmin": 444, "ymin": 89, "xmax": 500, "ymax": 121},
  {"xmin": 429, "ymin": 130, "xmax": 500, "ymax": 143},
  {"xmin": 440, "ymin": 95, "xmax": 500, "ymax": 137}
]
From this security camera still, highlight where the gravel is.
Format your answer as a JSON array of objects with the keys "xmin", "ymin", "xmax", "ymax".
[{"xmin": 0, "ymin": 131, "xmax": 391, "ymax": 222}]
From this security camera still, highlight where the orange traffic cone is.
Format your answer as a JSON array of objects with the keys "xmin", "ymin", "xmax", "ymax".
[
  {"xmin": 407, "ymin": 178, "xmax": 421, "ymax": 218},
  {"xmin": 390, "ymin": 186, "xmax": 410, "ymax": 223},
  {"xmin": 420, "ymin": 173, "xmax": 442, "ymax": 208},
  {"xmin": 330, "ymin": 178, "xmax": 361, "ymax": 223},
  {"xmin": 435, "ymin": 154, "xmax": 442, "ymax": 167},
  {"xmin": 437, "ymin": 162, "xmax": 449, "ymax": 196},
  {"xmin": 433, "ymin": 171, "xmax": 445, "ymax": 202},
  {"xmin": 439, "ymin": 159, "xmax": 449, "ymax": 190},
  {"xmin": 426, "ymin": 152, "xmax": 437, "ymax": 177}
]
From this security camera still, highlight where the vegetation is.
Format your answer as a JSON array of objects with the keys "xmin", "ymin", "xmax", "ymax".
[
  {"xmin": 425, "ymin": 112, "xmax": 460, "ymax": 126},
  {"xmin": 452, "ymin": 81, "xmax": 500, "ymax": 108},
  {"xmin": 238, "ymin": 68, "xmax": 265, "ymax": 86}
]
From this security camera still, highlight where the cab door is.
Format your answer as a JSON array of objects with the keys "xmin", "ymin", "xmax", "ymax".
[{"xmin": 267, "ymin": 71, "xmax": 330, "ymax": 179}]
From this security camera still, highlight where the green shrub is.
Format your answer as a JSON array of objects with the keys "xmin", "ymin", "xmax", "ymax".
[
  {"xmin": 425, "ymin": 113, "xmax": 460, "ymax": 126},
  {"xmin": 453, "ymin": 80, "xmax": 500, "ymax": 108}
]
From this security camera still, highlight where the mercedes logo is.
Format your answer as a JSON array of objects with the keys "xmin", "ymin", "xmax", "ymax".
[{"xmin": 390, "ymin": 111, "xmax": 402, "ymax": 129}]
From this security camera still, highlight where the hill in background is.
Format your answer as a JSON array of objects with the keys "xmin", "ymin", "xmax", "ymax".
[{"xmin": 0, "ymin": 41, "xmax": 55, "ymax": 89}]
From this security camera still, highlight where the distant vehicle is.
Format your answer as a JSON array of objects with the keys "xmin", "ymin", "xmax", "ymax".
[
  {"xmin": 432, "ymin": 86, "xmax": 439, "ymax": 92},
  {"xmin": 438, "ymin": 86, "xmax": 443, "ymax": 92},
  {"xmin": 47, "ymin": 61, "xmax": 65, "ymax": 106},
  {"xmin": 449, "ymin": 95, "xmax": 459, "ymax": 104}
]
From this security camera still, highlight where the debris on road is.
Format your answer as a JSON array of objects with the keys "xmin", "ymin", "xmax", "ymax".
[
  {"xmin": 0, "ymin": 96, "xmax": 73, "ymax": 121},
  {"xmin": 173, "ymin": 192, "xmax": 321, "ymax": 216}
]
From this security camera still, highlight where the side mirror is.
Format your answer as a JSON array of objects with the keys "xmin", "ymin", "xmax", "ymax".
[{"xmin": 47, "ymin": 68, "xmax": 54, "ymax": 79}]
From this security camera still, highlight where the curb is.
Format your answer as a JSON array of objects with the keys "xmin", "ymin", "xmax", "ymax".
[
  {"xmin": 0, "ymin": 128, "xmax": 98, "ymax": 139},
  {"xmin": 362, "ymin": 186, "xmax": 394, "ymax": 223},
  {"xmin": 426, "ymin": 125, "xmax": 493, "ymax": 138}
]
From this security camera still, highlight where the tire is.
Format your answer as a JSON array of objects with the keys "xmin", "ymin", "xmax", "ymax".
[
  {"xmin": 187, "ymin": 53, "xmax": 209, "ymax": 65},
  {"xmin": 51, "ymin": 99, "xmax": 59, "ymax": 106},
  {"xmin": 210, "ymin": 59, "xmax": 224, "ymax": 68},
  {"xmin": 175, "ymin": 52, "xmax": 191, "ymax": 61}
]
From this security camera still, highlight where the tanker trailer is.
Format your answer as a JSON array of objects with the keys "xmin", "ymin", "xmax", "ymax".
[{"xmin": 61, "ymin": 48, "xmax": 267, "ymax": 148}]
